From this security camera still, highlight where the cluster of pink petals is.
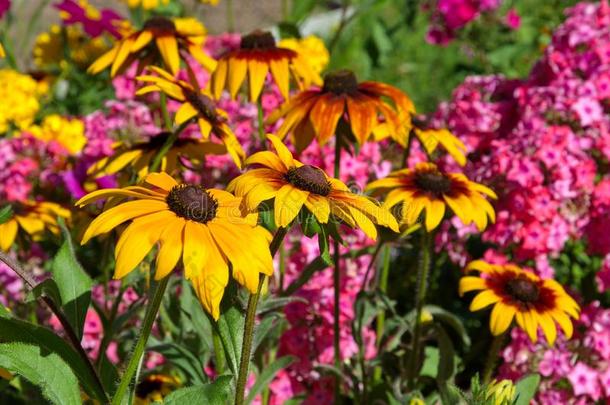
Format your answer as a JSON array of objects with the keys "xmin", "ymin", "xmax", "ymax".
[
  {"xmin": 55, "ymin": 0, "xmax": 123, "ymax": 38},
  {"xmin": 425, "ymin": 0, "xmax": 510, "ymax": 45}
]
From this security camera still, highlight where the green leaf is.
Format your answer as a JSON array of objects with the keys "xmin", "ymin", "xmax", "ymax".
[
  {"xmin": 318, "ymin": 226, "xmax": 332, "ymax": 266},
  {"xmin": 245, "ymin": 356, "xmax": 296, "ymax": 404},
  {"xmin": 433, "ymin": 324, "xmax": 456, "ymax": 383},
  {"xmin": 215, "ymin": 304, "xmax": 244, "ymax": 375},
  {"xmin": 164, "ymin": 375, "xmax": 233, "ymax": 405},
  {"xmin": 0, "ymin": 303, "xmax": 9, "ymax": 318},
  {"xmin": 51, "ymin": 220, "xmax": 93, "ymax": 340},
  {"xmin": 0, "ymin": 317, "xmax": 107, "ymax": 403},
  {"xmin": 514, "ymin": 374, "xmax": 540, "ymax": 405},
  {"xmin": 149, "ymin": 340, "xmax": 208, "ymax": 385},
  {"xmin": 0, "ymin": 205, "xmax": 12, "ymax": 225},
  {"xmin": 27, "ymin": 278, "xmax": 62, "ymax": 306}
]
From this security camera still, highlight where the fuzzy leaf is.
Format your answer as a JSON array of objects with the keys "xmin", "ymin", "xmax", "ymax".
[
  {"xmin": 164, "ymin": 375, "xmax": 233, "ymax": 405},
  {"xmin": 514, "ymin": 374, "xmax": 541, "ymax": 405}
]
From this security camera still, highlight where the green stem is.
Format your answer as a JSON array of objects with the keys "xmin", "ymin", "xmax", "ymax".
[
  {"xmin": 333, "ymin": 134, "xmax": 342, "ymax": 400},
  {"xmin": 234, "ymin": 228, "xmax": 288, "ymax": 405},
  {"xmin": 159, "ymin": 93, "xmax": 172, "ymax": 131},
  {"xmin": 482, "ymin": 333, "xmax": 506, "ymax": 384},
  {"xmin": 149, "ymin": 121, "xmax": 190, "ymax": 172},
  {"xmin": 372, "ymin": 245, "xmax": 391, "ymax": 384},
  {"xmin": 407, "ymin": 231, "xmax": 432, "ymax": 390},
  {"xmin": 281, "ymin": 0, "xmax": 290, "ymax": 20},
  {"xmin": 257, "ymin": 98, "xmax": 266, "ymax": 142},
  {"xmin": 111, "ymin": 277, "xmax": 169, "ymax": 405}
]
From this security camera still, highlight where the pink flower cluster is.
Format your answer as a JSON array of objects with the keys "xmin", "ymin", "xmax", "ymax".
[
  {"xmin": 499, "ymin": 301, "xmax": 610, "ymax": 404},
  {"xmin": 431, "ymin": 1, "xmax": 610, "ymax": 275},
  {"xmin": 425, "ymin": 0, "xmax": 511, "ymax": 45},
  {"xmin": 0, "ymin": 133, "xmax": 68, "ymax": 202}
]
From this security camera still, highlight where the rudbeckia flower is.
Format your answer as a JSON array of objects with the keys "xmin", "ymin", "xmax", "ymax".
[
  {"xmin": 268, "ymin": 69, "xmax": 415, "ymax": 151},
  {"xmin": 76, "ymin": 172, "xmax": 273, "ymax": 319},
  {"xmin": 366, "ymin": 162, "xmax": 496, "ymax": 231},
  {"xmin": 88, "ymin": 16, "xmax": 216, "ymax": 77},
  {"xmin": 134, "ymin": 374, "xmax": 180, "ymax": 405},
  {"xmin": 211, "ymin": 30, "xmax": 319, "ymax": 102},
  {"xmin": 459, "ymin": 260, "xmax": 580, "ymax": 345},
  {"xmin": 136, "ymin": 67, "xmax": 245, "ymax": 168},
  {"xmin": 227, "ymin": 134, "xmax": 399, "ymax": 239},
  {"xmin": 0, "ymin": 201, "xmax": 70, "ymax": 251},
  {"xmin": 87, "ymin": 135, "xmax": 227, "ymax": 180}
]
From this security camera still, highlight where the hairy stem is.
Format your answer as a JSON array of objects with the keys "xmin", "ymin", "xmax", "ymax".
[
  {"xmin": 482, "ymin": 332, "xmax": 506, "ymax": 384},
  {"xmin": 149, "ymin": 121, "xmax": 190, "ymax": 172},
  {"xmin": 372, "ymin": 244, "xmax": 391, "ymax": 383},
  {"xmin": 111, "ymin": 277, "xmax": 169, "ymax": 405},
  {"xmin": 234, "ymin": 228, "xmax": 288, "ymax": 405},
  {"xmin": 333, "ymin": 133, "xmax": 342, "ymax": 399},
  {"xmin": 407, "ymin": 231, "xmax": 432, "ymax": 389}
]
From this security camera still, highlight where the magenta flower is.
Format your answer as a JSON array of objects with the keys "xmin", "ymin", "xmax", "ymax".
[
  {"xmin": 0, "ymin": 0, "xmax": 9, "ymax": 19},
  {"xmin": 505, "ymin": 8, "xmax": 521, "ymax": 30},
  {"xmin": 55, "ymin": 0, "xmax": 123, "ymax": 38}
]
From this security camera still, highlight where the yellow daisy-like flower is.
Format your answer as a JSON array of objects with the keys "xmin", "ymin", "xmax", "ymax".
[
  {"xmin": 89, "ymin": 17, "xmax": 216, "ymax": 77},
  {"xmin": 268, "ymin": 69, "xmax": 415, "ymax": 151},
  {"xmin": 124, "ymin": 0, "xmax": 169, "ymax": 10},
  {"xmin": 134, "ymin": 374, "xmax": 180, "ymax": 405},
  {"xmin": 0, "ymin": 201, "xmax": 70, "ymax": 251},
  {"xmin": 33, "ymin": 25, "xmax": 109, "ymax": 70},
  {"xmin": 277, "ymin": 35, "xmax": 329, "ymax": 77},
  {"xmin": 227, "ymin": 134, "xmax": 399, "ymax": 239},
  {"xmin": 87, "ymin": 135, "xmax": 227, "ymax": 180},
  {"xmin": 136, "ymin": 66, "xmax": 245, "ymax": 168},
  {"xmin": 459, "ymin": 260, "xmax": 580, "ymax": 345},
  {"xmin": 211, "ymin": 30, "xmax": 319, "ymax": 102},
  {"xmin": 76, "ymin": 172, "xmax": 273, "ymax": 319},
  {"xmin": 366, "ymin": 162, "xmax": 496, "ymax": 231}
]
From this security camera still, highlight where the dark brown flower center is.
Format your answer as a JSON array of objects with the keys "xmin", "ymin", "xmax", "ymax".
[
  {"xmin": 285, "ymin": 165, "xmax": 331, "ymax": 196},
  {"xmin": 505, "ymin": 277, "xmax": 540, "ymax": 303},
  {"xmin": 143, "ymin": 17, "xmax": 176, "ymax": 34},
  {"xmin": 413, "ymin": 171, "xmax": 452, "ymax": 196},
  {"xmin": 240, "ymin": 30, "xmax": 276, "ymax": 50},
  {"xmin": 322, "ymin": 70, "xmax": 359, "ymax": 95},
  {"xmin": 136, "ymin": 377, "xmax": 164, "ymax": 398},
  {"xmin": 166, "ymin": 184, "xmax": 218, "ymax": 223},
  {"xmin": 183, "ymin": 91, "xmax": 219, "ymax": 124}
]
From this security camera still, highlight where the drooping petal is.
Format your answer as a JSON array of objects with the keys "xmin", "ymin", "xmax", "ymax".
[
  {"xmin": 274, "ymin": 184, "xmax": 308, "ymax": 228},
  {"xmin": 156, "ymin": 35, "xmax": 180, "ymax": 75},
  {"xmin": 155, "ymin": 217, "xmax": 186, "ymax": 280}
]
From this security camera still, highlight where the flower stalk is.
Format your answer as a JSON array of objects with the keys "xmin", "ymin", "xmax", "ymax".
[
  {"xmin": 482, "ymin": 332, "xmax": 507, "ymax": 384},
  {"xmin": 407, "ymin": 230, "xmax": 432, "ymax": 389},
  {"xmin": 234, "ymin": 227, "xmax": 288, "ymax": 405},
  {"xmin": 333, "ymin": 132, "xmax": 343, "ymax": 399},
  {"xmin": 111, "ymin": 276, "xmax": 170, "ymax": 405}
]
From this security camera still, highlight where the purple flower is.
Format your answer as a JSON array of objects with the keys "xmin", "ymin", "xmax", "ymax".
[{"xmin": 55, "ymin": 0, "xmax": 123, "ymax": 38}]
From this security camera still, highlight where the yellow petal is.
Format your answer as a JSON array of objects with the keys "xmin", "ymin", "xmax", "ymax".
[
  {"xmin": 267, "ymin": 134, "xmax": 294, "ymax": 168},
  {"xmin": 537, "ymin": 312, "xmax": 557, "ymax": 346},
  {"xmin": 304, "ymin": 194, "xmax": 330, "ymax": 223},
  {"xmin": 469, "ymin": 290, "xmax": 500, "ymax": 311},
  {"xmin": 111, "ymin": 38, "xmax": 134, "ymax": 77},
  {"xmin": 155, "ymin": 217, "xmax": 186, "ymax": 280},
  {"xmin": 489, "ymin": 302, "xmax": 515, "ymax": 336},
  {"xmin": 182, "ymin": 221, "xmax": 209, "ymax": 279},
  {"xmin": 145, "ymin": 172, "xmax": 178, "ymax": 191},
  {"xmin": 269, "ymin": 58, "xmax": 290, "ymax": 99},
  {"xmin": 156, "ymin": 35, "xmax": 180, "ymax": 76},
  {"xmin": 0, "ymin": 220, "xmax": 18, "ymax": 251},
  {"xmin": 212, "ymin": 58, "xmax": 228, "ymax": 99},
  {"xmin": 131, "ymin": 30, "xmax": 154, "ymax": 52},
  {"xmin": 247, "ymin": 59, "xmax": 269, "ymax": 101},
  {"xmin": 424, "ymin": 199, "xmax": 445, "ymax": 231},
  {"xmin": 274, "ymin": 184, "xmax": 308, "ymax": 228},
  {"xmin": 244, "ymin": 151, "xmax": 287, "ymax": 172},
  {"xmin": 458, "ymin": 276, "xmax": 486, "ymax": 296},
  {"xmin": 175, "ymin": 102, "xmax": 198, "ymax": 125},
  {"xmin": 88, "ymin": 45, "xmax": 119, "ymax": 74},
  {"xmin": 465, "ymin": 260, "xmax": 493, "ymax": 273},
  {"xmin": 228, "ymin": 57, "xmax": 248, "ymax": 99}
]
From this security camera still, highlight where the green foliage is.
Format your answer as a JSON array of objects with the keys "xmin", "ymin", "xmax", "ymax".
[
  {"xmin": 0, "ymin": 317, "xmax": 107, "ymax": 403},
  {"xmin": 163, "ymin": 375, "xmax": 233, "ymax": 405},
  {"xmin": 0, "ymin": 206, "xmax": 12, "ymax": 225}
]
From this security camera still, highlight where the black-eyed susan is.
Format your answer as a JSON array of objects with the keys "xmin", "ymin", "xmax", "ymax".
[
  {"xmin": 366, "ymin": 162, "xmax": 496, "ymax": 231},
  {"xmin": 76, "ymin": 172, "xmax": 273, "ymax": 319},
  {"xmin": 459, "ymin": 260, "xmax": 580, "ymax": 345},
  {"xmin": 0, "ymin": 201, "xmax": 70, "ymax": 251},
  {"xmin": 87, "ymin": 134, "xmax": 227, "ymax": 180},
  {"xmin": 134, "ymin": 374, "xmax": 180, "ymax": 405},
  {"xmin": 88, "ymin": 17, "xmax": 216, "ymax": 77},
  {"xmin": 136, "ymin": 67, "xmax": 245, "ymax": 168},
  {"xmin": 227, "ymin": 134, "xmax": 399, "ymax": 239},
  {"xmin": 268, "ymin": 69, "xmax": 415, "ymax": 151},
  {"xmin": 211, "ymin": 30, "xmax": 319, "ymax": 102}
]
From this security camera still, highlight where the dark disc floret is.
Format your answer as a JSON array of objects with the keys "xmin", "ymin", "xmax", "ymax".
[
  {"xmin": 413, "ymin": 170, "xmax": 452, "ymax": 196},
  {"xmin": 322, "ymin": 70, "xmax": 359, "ymax": 95},
  {"xmin": 240, "ymin": 30, "xmax": 276, "ymax": 50},
  {"xmin": 183, "ymin": 91, "xmax": 220, "ymax": 124},
  {"xmin": 166, "ymin": 184, "xmax": 218, "ymax": 223},
  {"xmin": 143, "ymin": 16, "xmax": 176, "ymax": 34},
  {"xmin": 285, "ymin": 165, "xmax": 331, "ymax": 196},
  {"xmin": 505, "ymin": 277, "xmax": 540, "ymax": 303}
]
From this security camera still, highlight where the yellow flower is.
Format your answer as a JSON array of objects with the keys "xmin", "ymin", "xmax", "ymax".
[
  {"xmin": 89, "ymin": 17, "xmax": 215, "ymax": 77},
  {"xmin": 199, "ymin": 0, "xmax": 219, "ymax": 4},
  {"xmin": 33, "ymin": 25, "xmax": 109, "ymax": 69},
  {"xmin": 459, "ymin": 260, "xmax": 580, "ymax": 345},
  {"xmin": 134, "ymin": 374, "xmax": 180, "ymax": 405},
  {"xmin": 485, "ymin": 379, "xmax": 516, "ymax": 405},
  {"xmin": 278, "ymin": 35, "xmax": 329, "ymax": 77},
  {"xmin": 268, "ymin": 69, "xmax": 415, "ymax": 151},
  {"xmin": 0, "ymin": 201, "xmax": 70, "ymax": 251},
  {"xmin": 366, "ymin": 162, "xmax": 496, "ymax": 231},
  {"xmin": 27, "ymin": 115, "xmax": 86, "ymax": 155},
  {"xmin": 87, "ymin": 136, "xmax": 227, "ymax": 179},
  {"xmin": 211, "ymin": 30, "xmax": 320, "ymax": 102},
  {"xmin": 227, "ymin": 134, "xmax": 398, "ymax": 238},
  {"xmin": 0, "ymin": 69, "xmax": 46, "ymax": 133},
  {"xmin": 0, "ymin": 43, "xmax": 5, "ymax": 58},
  {"xmin": 136, "ymin": 66, "xmax": 245, "ymax": 168},
  {"xmin": 77, "ymin": 172, "xmax": 274, "ymax": 319},
  {"xmin": 124, "ymin": 0, "xmax": 169, "ymax": 9}
]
